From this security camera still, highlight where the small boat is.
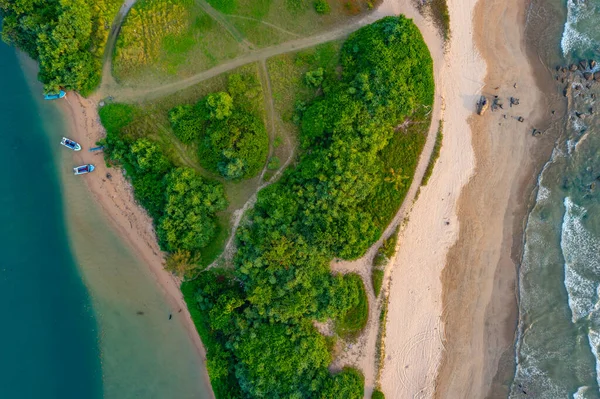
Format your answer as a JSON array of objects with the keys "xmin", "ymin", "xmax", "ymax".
[
  {"xmin": 73, "ymin": 164, "xmax": 95, "ymax": 175},
  {"xmin": 44, "ymin": 90, "xmax": 66, "ymax": 100},
  {"xmin": 61, "ymin": 137, "xmax": 81, "ymax": 151},
  {"xmin": 88, "ymin": 145, "xmax": 104, "ymax": 152}
]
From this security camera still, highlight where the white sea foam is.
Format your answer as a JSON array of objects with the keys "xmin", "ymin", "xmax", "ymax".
[
  {"xmin": 573, "ymin": 385, "xmax": 593, "ymax": 399},
  {"xmin": 536, "ymin": 185, "xmax": 550, "ymax": 203},
  {"xmin": 561, "ymin": 197, "xmax": 600, "ymax": 322},
  {"xmin": 588, "ymin": 329, "xmax": 600, "ymax": 391},
  {"xmin": 561, "ymin": 0, "xmax": 596, "ymax": 56},
  {"xmin": 564, "ymin": 265, "xmax": 597, "ymax": 322}
]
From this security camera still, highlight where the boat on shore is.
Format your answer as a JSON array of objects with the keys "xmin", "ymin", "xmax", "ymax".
[
  {"xmin": 44, "ymin": 90, "xmax": 66, "ymax": 100},
  {"xmin": 61, "ymin": 137, "xmax": 81, "ymax": 151},
  {"xmin": 73, "ymin": 164, "xmax": 95, "ymax": 175}
]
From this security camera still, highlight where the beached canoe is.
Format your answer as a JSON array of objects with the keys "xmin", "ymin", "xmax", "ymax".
[
  {"xmin": 44, "ymin": 90, "xmax": 66, "ymax": 100},
  {"xmin": 73, "ymin": 164, "xmax": 95, "ymax": 175},
  {"xmin": 61, "ymin": 137, "xmax": 81, "ymax": 151}
]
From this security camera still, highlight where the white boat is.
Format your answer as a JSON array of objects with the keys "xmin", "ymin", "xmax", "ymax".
[
  {"xmin": 73, "ymin": 164, "xmax": 95, "ymax": 175},
  {"xmin": 61, "ymin": 137, "xmax": 81, "ymax": 151}
]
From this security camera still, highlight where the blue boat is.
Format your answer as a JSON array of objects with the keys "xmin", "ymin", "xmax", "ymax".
[
  {"xmin": 73, "ymin": 164, "xmax": 95, "ymax": 175},
  {"xmin": 61, "ymin": 137, "xmax": 81, "ymax": 151},
  {"xmin": 44, "ymin": 90, "xmax": 66, "ymax": 100}
]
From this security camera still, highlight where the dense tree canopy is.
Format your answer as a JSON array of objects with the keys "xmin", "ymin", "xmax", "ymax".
[
  {"xmin": 186, "ymin": 16, "xmax": 434, "ymax": 398},
  {"xmin": 0, "ymin": 0, "xmax": 120, "ymax": 94},
  {"xmin": 168, "ymin": 87, "xmax": 269, "ymax": 180}
]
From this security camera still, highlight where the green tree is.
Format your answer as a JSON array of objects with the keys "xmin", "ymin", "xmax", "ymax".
[
  {"xmin": 305, "ymin": 67, "xmax": 325, "ymax": 87},
  {"xmin": 205, "ymin": 92, "xmax": 233, "ymax": 121},
  {"xmin": 157, "ymin": 167, "xmax": 227, "ymax": 254}
]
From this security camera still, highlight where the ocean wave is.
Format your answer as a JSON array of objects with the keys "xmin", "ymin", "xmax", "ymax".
[
  {"xmin": 573, "ymin": 385, "xmax": 594, "ymax": 399},
  {"xmin": 564, "ymin": 265, "xmax": 598, "ymax": 322},
  {"xmin": 588, "ymin": 328, "xmax": 600, "ymax": 392},
  {"xmin": 512, "ymin": 356, "xmax": 571, "ymax": 398},
  {"xmin": 561, "ymin": 0, "xmax": 597, "ymax": 56},
  {"xmin": 561, "ymin": 197, "xmax": 600, "ymax": 322}
]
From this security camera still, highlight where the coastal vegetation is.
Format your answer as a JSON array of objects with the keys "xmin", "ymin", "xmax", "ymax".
[
  {"xmin": 98, "ymin": 64, "xmax": 269, "ymax": 270},
  {"xmin": 372, "ymin": 229, "xmax": 399, "ymax": 296},
  {"xmin": 372, "ymin": 389, "xmax": 386, "ymax": 399},
  {"xmin": 99, "ymin": 103, "xmax": 228, "ymax": 273},
  {"xmin": 421, "ymin": 121, "xmax": 444, "ymax": 186},
  {"xmin": 113, "ymin": 0, "xmax": 241, "ymax": 83},
  {"xmin": 415, "ymin": 0, "xmax": 451, "ymax": 41},
  {"xmin": 179, "ymin": 16, "xmax": 433, "ymax": 397},
  {"xmin": 0, "ymin": 0, "xmax": 121, "ymax": 94}
]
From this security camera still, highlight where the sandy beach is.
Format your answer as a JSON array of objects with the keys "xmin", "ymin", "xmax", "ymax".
[
  {"xmin": 381, "ymin": 0, "xmax": 554, "ymax": 397},
  {"xmin": 57, "ymin": 93, "xmax": 214, "ymax": 397}
]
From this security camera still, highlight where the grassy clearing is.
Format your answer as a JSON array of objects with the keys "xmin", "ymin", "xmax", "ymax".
[
  {"xmin": 421, "ymin": 120, "xmax": 443, "ymax": 186},
  {"xmin": 113, "ymin": 0, "xmax": 243, "ymax": 85},
  {"xmin": 208, "ymin": 0, "xmax": 374, "ymax": 47},
  {"xmin": 101, "ymin": 64, "xmax": 266, "ymax": 265},
  {"xmin": 336, "ymin": 274, "xmax": 369, "ymax": 339}
]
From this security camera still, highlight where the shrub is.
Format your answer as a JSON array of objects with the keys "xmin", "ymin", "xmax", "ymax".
[
  {"xmin": 336, "ymin": 274, "xmax": 369, "ymax": 337},
  {"xmin": 372, "ymin": 389, "xmax": 386, "ymax": 399},
  {"xmin": 314, "ymin": 0, "xmax": 331, "ymax": 14},
  {"xmin": 199, "ymin": 110, "xmax": 268, "ymax": 180},
  {"xmin": 168, "ymin": 104, "xmax": 204, "ymax": 143},
  {"xmin": 372, "ymin": 269, "xmax": 384, "ymax": 297},
  {"xmin": 421, "ymin": 121, "xmax": 443, "ymax": 186},
  {"xmin": 305, "ymin": 67, "xmax": 325, "ymax": 87}
]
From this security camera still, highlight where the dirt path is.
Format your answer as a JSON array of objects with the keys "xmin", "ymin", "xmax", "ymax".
[
  {"xmin": 96, "ymin": 10, "xmax": 386, "ymax": 102},
  {"xmin": 100, "ymin": 0, "xmax": 138, "ymax": 93}
]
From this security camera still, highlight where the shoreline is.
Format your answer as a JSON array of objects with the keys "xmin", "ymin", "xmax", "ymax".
[
  {"xmin": 435, "ymin": 0, "xmax": 559, "ymax": 396},
  {"xmin": 57, "ymin": 93, "xmax": 214, "ymax": 398}
]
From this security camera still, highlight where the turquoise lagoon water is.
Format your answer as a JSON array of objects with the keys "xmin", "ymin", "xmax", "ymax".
[
  {"xmin": 0, "ymin": 42, "xmax": 212, "ymax": 398},
  {"xmin": 0, "ymin": 42, "xmax": 102, "ymax": 398},
  {"xmin": 510, "ymin": 0, "xmax": 600, "ymax": 397}
]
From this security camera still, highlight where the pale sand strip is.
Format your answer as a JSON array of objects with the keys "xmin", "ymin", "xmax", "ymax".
[{"xmin": 380, "ymin": 0, "xmax": 485, "ymax": 395}]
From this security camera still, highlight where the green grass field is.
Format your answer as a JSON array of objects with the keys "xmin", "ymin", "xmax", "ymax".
[
  {"xmin": 208, "ymin": 0, "xmax": 373, "ymax": 47},
  {"xmin": 113, "ymin": 0, "xmax": 244, "ymax": 85}
]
